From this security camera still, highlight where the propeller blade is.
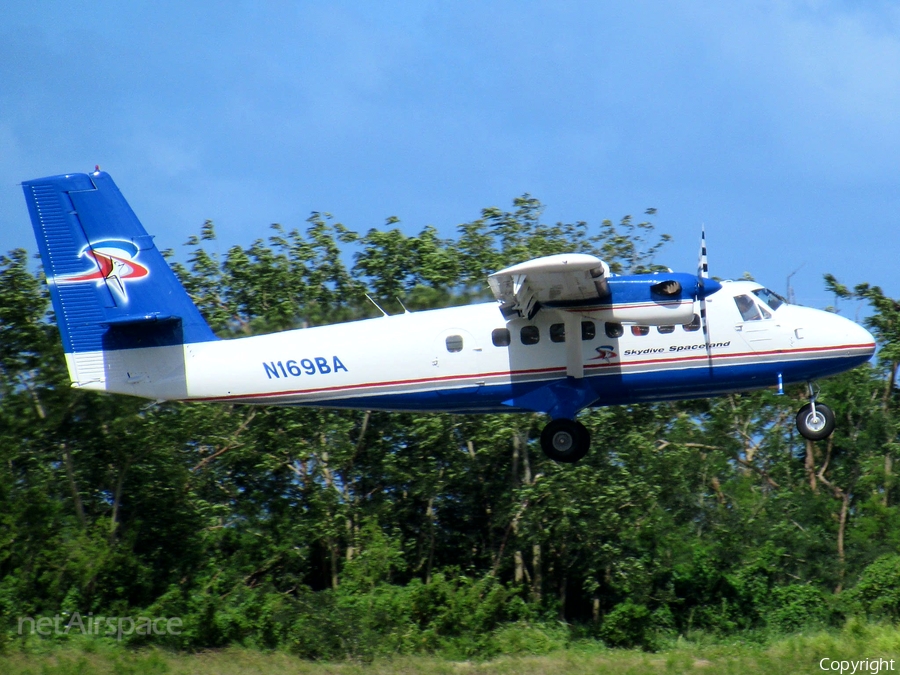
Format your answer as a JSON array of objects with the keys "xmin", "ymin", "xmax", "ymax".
[
  {"xmin": 698, "ymin": 225, "xmax": 709, "ymax": 280},
  {"xmin": 696, "ymin": 226, "xmax": 712, "ymax": 370}
]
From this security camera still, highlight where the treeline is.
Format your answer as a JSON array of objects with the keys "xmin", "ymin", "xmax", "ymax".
[{"xmin": 1, "ymin": 197, "xmax": 900, "ymax": 659}]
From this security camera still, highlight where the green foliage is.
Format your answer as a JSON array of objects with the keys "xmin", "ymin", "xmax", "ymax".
[
  {"xmin": 340, "ymin": 519, "xmax": 407, "ymax": 591},
  {"xmin": 12, "ymin": 624, "xmax": 900, "ymax": 675},
  {"xmin": 844, "ymin": 555, "xmax": 900, "ymax": 620},
  {"xmin": 599, "ymin": 601, "xmax": 654, "ymax": 649},
  {"xmin": 766, "ymin": 584, "xmax": 828, "ymax": 633},
  {"xmin": 3, "ymin": 196, "xmax": 900, "ymax": 660}
]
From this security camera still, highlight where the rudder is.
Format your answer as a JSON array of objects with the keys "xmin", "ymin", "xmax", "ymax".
[{"xmin": 22, "ymin": 170, "xmax": 217, "ymax": 394}]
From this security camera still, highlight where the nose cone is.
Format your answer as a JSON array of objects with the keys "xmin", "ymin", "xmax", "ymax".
[
  {"xmin": 839, "ymin": 315, "xmax": 876, "ymax": 357},
  {"xmin": 820, "ymin": 311, "xmax": 876, "ymax": 370},
  {"xmin": 700, "ymin": 278, "xmax": 722, "ymax": 297},
  {"xmin": 783, "ymin": 306, "xmax": 876, "ymax": 381}
]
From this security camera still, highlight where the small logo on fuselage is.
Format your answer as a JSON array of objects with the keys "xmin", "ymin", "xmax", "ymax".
[
  {"xmin": 55, "ymin": 239, "xmax": 149, "ymax": 302},
  {"xmin": 591, "ymin": 345, "xmax": 618, "ymax": 362}
]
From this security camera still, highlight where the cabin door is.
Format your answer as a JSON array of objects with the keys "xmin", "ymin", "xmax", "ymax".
[
  {"xmin": 432, "ymin": 328, "xmax": 483, "ymax": 396},
  {"xmin": 733, "ymin": 293, "xmax": 790, "ymax": 354}
]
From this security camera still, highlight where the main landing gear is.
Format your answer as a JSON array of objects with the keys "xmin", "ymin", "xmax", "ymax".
[
  {"xmin": 538, "ymin": 384, "xmax": 835, "ymax": 462},
  {"xmin": 796, "ymin": 382, "xmax": 835, "ymax": 441},
  {"xmin": 540, "ymin": 419, "xmax": 591, "ymax": 463}
]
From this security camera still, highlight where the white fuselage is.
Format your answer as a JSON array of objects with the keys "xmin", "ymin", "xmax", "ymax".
[{"xmin": 66, "ymin": 281, "xmax": 875, "ymax": 413}]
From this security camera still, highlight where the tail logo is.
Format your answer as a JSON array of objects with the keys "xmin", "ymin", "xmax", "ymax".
[{"xmin": 55, "ymin": 239, "xmax": 149, "ymax": 302}]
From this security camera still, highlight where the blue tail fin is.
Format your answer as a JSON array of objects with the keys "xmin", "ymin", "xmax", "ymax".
[{"xmin": 22, "ymin": 170, "xmax": 217, "ymax": 357}]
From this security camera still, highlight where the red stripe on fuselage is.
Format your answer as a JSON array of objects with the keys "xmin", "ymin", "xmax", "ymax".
[{"xmin": 191, "ymin": 342, "xmax": 874, "ymax": 404}]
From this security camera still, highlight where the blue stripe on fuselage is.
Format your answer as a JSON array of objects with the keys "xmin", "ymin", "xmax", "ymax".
[{"xmin": 278, "ymin": 352, "xmax": 869, "ymax": 413}]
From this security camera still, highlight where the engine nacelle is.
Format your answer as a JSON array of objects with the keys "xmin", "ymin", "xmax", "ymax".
[
  {"xmin": 545, "ymin": 272, "xmax": 720, "ymax": 326},
  {"xmin": 582, "ymin": 299, "xmax": 696, "ymax": 326}
]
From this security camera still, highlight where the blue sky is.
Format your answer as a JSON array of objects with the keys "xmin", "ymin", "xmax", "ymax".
[{"xmin": 2, "ymin": 1, "xmax": 899, "ymax": 312}]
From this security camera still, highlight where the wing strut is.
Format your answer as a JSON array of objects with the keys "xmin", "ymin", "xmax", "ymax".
[{"xmin": 564, "ymin": 311, "xmax": 584, "ymax": 379}]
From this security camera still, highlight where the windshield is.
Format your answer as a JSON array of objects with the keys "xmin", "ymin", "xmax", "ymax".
[
  {"xmin": 735, "ymin": 294, "xmax": 762, "ymax": 321},
  {"xmin": 752, "ymin": 288, "xmax": 787, "ymax": 311}
]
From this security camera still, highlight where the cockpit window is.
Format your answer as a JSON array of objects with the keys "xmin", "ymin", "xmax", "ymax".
[
  {"xmin": 752, "ymin": 288, "xmax": 786, "ymax": 311},
  {"xmin": 734, "ymin": 294, "xmax": 762, "ymax": 321}
]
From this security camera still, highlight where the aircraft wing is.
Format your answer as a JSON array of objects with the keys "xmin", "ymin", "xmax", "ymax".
[{"xmin": 488, "ymin": 253, "xmax": 610, "ymax": 319}]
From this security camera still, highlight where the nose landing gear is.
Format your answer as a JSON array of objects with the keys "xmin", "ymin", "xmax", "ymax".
[
  {"xmin": 796, "ymin": 382, "xmax": 835, "ymax": 441},
  {"xmin": 540, "ymin": 418, "xmax": 591, "ymax": 463}
]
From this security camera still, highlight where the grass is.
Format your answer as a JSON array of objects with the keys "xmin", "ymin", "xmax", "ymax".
[{"xmin": 4, "ymin": 621, "xmax": 900, "ymax": 674}]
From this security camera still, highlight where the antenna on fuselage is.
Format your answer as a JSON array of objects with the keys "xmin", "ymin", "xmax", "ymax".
[
  {"xmin": 396, "ymin": 297, "xmax": 412, "ymax": 314},
  {"xmin": 786, "ymin": 263, "xmax": 805, "ymax": 305},
  {"xmin": 365, "ymin": 294, "xmax": 390, "ymax": 317}
]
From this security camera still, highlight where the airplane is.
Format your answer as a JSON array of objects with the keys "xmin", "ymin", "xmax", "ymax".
[{"xmin": 21, "ymin": 170, "xmax": 876, "ymax": 463}]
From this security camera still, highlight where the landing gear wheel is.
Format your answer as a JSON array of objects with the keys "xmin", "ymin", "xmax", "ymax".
[
  {"xmin": 796, "ymin": 402, "xmax": 835, "ymax": 441},
  {"xmin": 540, "ymin": 419, "xmax": 590, "ymax": 463}
]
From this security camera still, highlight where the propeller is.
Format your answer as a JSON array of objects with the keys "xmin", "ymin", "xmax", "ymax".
[
  {"xmin": 698, "ymin": 225, "xmax": 709, "ymax": 281},
  {"xmin": 697, "ymin": 226, "xmax": 712, "ymax": 368}
]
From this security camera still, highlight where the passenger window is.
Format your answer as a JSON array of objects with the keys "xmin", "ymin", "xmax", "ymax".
[
  {"xmin": 605, "ymin": 322, "xmax": 624, "ymax": 338},
  {"xmin": 683, "ymin": 314, "xmax": 701, "ymax": 332},
  {"xmin": 734, "ymin": 295, "xmax": 762, "ymax": 321},
  {"xmin": 631, "ymin": 326, "xmax": 650, "ymax": 336},
  {"xmin": 521, "ymin": 325, "xmax": 540, "ymax": 345},
  {"xmin": 492, "ymin": 328, "xmax": 511, "ymax": 347},
  {"xmin": 550, "ymin": 323, "xmax": 565, "ymax": 343},
  {"xmin": 581, "ymin": 321, "xmax": 596, "ymax": 340},
  {"xmin": 657, "ymin": 325, "xmax": 675, "ymax": 334},
  {"xmin": 446, "ymin": 335, "xmax": 463, "ymax": 352}
]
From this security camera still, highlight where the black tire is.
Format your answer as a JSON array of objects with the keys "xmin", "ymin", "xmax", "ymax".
[
  {"xmin": 796, "ymin": 402, "xmax": 835, "ymax": 441},
  {"xmin": 540, "ymin": 419, "xmax": 591, "ymax": 463}
]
